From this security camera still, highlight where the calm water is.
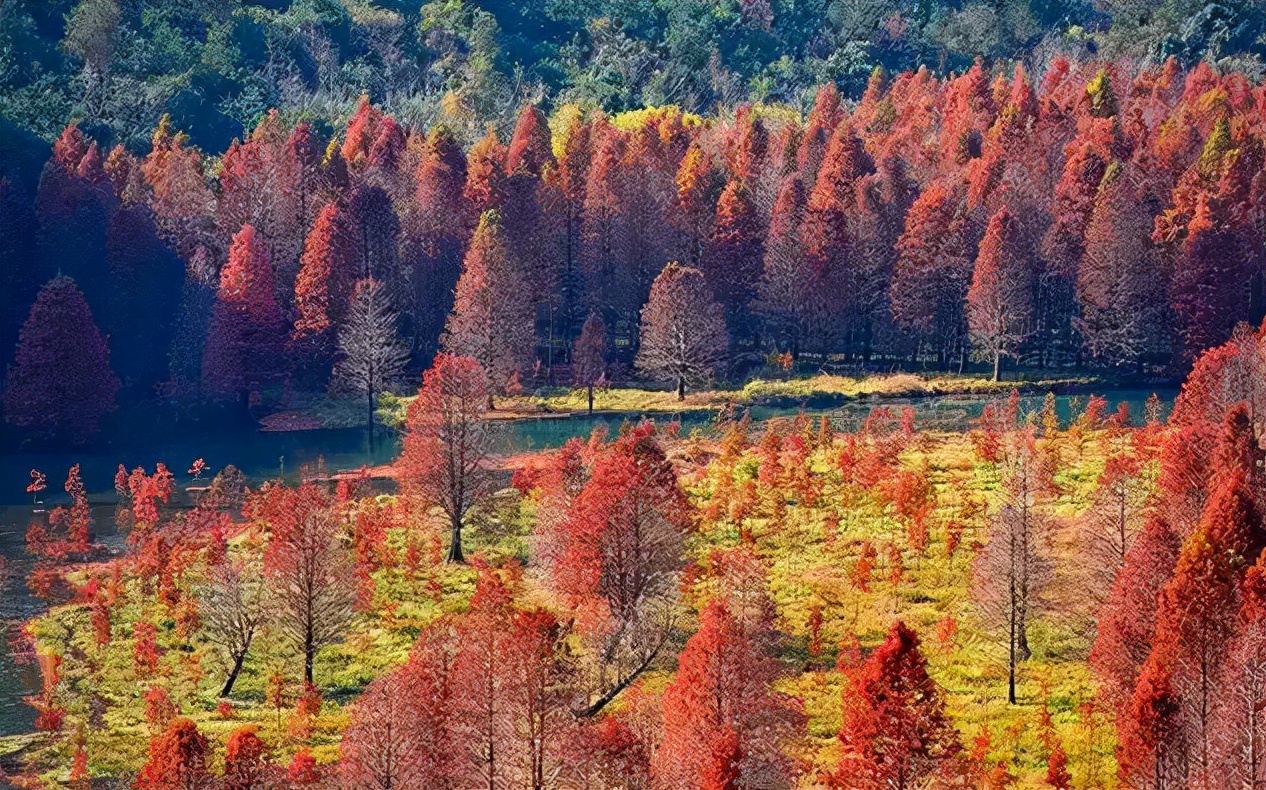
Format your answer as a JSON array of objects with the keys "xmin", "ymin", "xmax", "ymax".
[{"xmin": 0, "ymin": 387, "xmax": 1175, "ymax": 737}]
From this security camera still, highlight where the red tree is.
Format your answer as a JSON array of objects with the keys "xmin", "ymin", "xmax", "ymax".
[
  {"xmin": 506, "ymin": 104, "xmax": 555, "ymax": 177},
  {"xmin": 834, "ymin": 622, "xmax": 960, "ymax": 788},
  {"xmin": 699, "ymin": 179, "xmax": 765, "ymax": 327},
  {"xmin": 572, "ymin": 311, "xmax": 607, "ymax": 414},
  {"xmin": 1090, "ymin": 514, "xmax": 1182, "ymax": 713},
  {"xmin": 4, "ymin": 276, "xmax": 119, "ymax": 439},
  {"xmin": 967, "ymin": 207, "xmax": 1034, "ymax": 380},
  {"xmin": 890, "ymin": 181, "xmax": 977, "ymax": 367},
  {"xmin": 223, "ymin": 725, "xmax": 270, "ymax": 790},
  {"xmin": 135, "ymin": 717, "xmax": 210, "ymax": 790},
  {"xmin": 202, "ymin": 224, "xmax": 286, "ymax": 401},
  {"xmin": 1076, "ymin": 162, "xmax": 1167, "ymax": 365},
  {"xmin": 544, "ymin": 424, "xmax": 688, "ymax": 714},
  {"xmin": 256, "ymin": 482, "xmax": 355, "ymax": 685},
  {"xmin": 399, "ymin": 354, "xmax": 495, "ymax": 563},
  {"xmin": 292, "ymin": 201, "xmax": 359, "ymax": 345},
  {"xmin": 442, "ymin": 210, "xmax": 534, "ymax": 401},
  {"xmin": 635, "ymin": 262, "xmax": 729, "ymax": 400},
  {"xmin": 653, "ymin": 599, "xmax": 802, "ymax": 788}
]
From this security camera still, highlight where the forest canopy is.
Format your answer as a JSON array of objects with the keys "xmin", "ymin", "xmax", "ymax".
[{"xmin": 2, "ymin": 0, "xmax": 1265, "ymax": 151}]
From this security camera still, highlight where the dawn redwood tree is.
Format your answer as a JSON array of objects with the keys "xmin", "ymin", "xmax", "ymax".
[
  {"xmin": 1118, "ymin": 655, "xmax": 1183, "ymax": 789},
  {"xmin": 1081, "ymin": 453, "xmax": 1151, "ymax": 600},
  {"xmin": 340, "ymin": 664, "xmax": 426, "ymax": 789},
  {"xmin": 201, "ymin": 558, "xmax": 264, "ymax": 698},
  {"xmin": 834, "ymin": 622, "xmax": 960, "ymax": 789},
  {"xmin": 339, "ymin": 617, "xmax": 460, "ymax": 789},
  {"xmin": 202, "ymin": 224, "xmax": 286, "ymax": 403},
  {"xmin": 653, "ymin": 599, "xmax": 801, "ymax": 788},
  {"xmin": 890, "ymin": 181, "xmax": 977, "ymax": 368},
  {"xmin": 1090, "ymin": 514, "xmax": 1182, "ymax": 714},
  {"xmin": 411, "ymin": 126, "xmax": 470, "ymax": 358},
  {"xmin": 442, "ymin": 210, "xmax": 534, "ymax": 402},
  {"xmin": 672, "ymin": 142, "xmax": 723, "ymax": 266},
  {"xmin": 544, "ymin": 423, "xmax": 689, "ymax": 716},
  {"xmin": 292, "ymin": 201, "xmax": 359, "ymax": 348},
  {"xmin": 699, "ymin": 179, "xmax": 765, "ymax": 333},
  {"xmin": 800, "ymin": 123, "xmax": 874, "ymax": 352},
  {"xmin": 135, "ymin": 717, "xmax": 210, "ymax": 790},
  {"xmin": 635, "ymin": 262, "xmax": 728, "ymax": 400},
  {"xmin": 507, "ymin": 103, "xmax": 555, "ymax": 177},
  {"xmin": 346, "ymin": 184, "xmax": 400, "ymax": 282},
  {"xmin": 256, "ymin": 482, "xmax": 355, "ymax": 686},
  {"xmin": 1168, "ymin": 193, "xmax": 1256, "ymax": 360},
  {"xmin": 4, "ymin": 275, "xmax": 119, "ymax": 440},
  {"xmin": 757, "ymin": 175, "xmax": 813, "ymax": 354},
  {"xmin": 331, "ymin": 279, "xmax": 410, "ymax": 442},
  {"xmin": 464, "ymin": 128, "xmax": 508, "ymax": 219},
  {"xmin": 399, "ymin": 354, "xmax": 495, "ymax": 563},
  {"xmin": 972, "ymin": 433, "xmax": 1054, "ymax": 703},
  {"xmin": 1041, "ymin": 138, "xmax": 1108, "ymax": 279},
  {"xmin": 967, "ymin": 207, "xmax": 1034, "ymax": 380},
  {"xmin": 223, "ymin": 725, "xmax": 270, "ymax": 790},
  {"xmin": 1076, "ymin": 162, "xmax": 1167, "ymax": 366},
  {"xmin": 1145, "ymin": 461, "xmax": 1262, "ymax": 778},
  {"xmin": 572, "ymin": 312, "xmax": 608, "ymax": 414}
]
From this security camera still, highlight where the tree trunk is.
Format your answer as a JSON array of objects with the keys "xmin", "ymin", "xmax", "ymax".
[
  {"xmin": 220, "ymin": 651, "xmax": 247, "ymax": 698},
  {"xmin": 1008, "ymin": 607, "xmax": 1017, "ymax": 705},
  {"xmin": 446, "ymin": 515, "xmax": 465, "ymax": 564},
  {"xmin": 993, "ymin": 352, "xmax": 1001, "ymax": 382},
  {"xmin": 366, "ymin": 390, "xmax": 375, "ymax": 450},
  {"xmin": 676, "ymin": 376, "xmax": 685, "ymax": 401},
  {"xmin": 587, "ymin": 383, "xmax": 594, "ymax": 415},
  {"xmin": 304, "ymin": 630, "xmax": 315, "ymax": 686}
]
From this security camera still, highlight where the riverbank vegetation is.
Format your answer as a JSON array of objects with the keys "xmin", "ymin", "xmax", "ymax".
[{"xmin": 5, "ymin": 321, "xmax": 1262, "ymax": 787}]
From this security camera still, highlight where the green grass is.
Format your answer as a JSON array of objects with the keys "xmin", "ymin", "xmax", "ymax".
[
  {"xmin": 9, "ymin": 415, "xmax": 1135, "ymax": 787},
  {"xmin": 374, "ymin": 371, "xmax": 1096, "ymax": 429}
]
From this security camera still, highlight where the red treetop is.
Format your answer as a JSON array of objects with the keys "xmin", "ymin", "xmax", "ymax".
[
  {"xmin": 135, "ymin": 717, "xmax": 210, "ymax": 790},
  {"xmin": 653, "ymin": 599, "xmax": 801, "ymax": 788},
  {"xmin": 202, "ymin": 224, "xmax": 286, "ymax": 397},
  {"xmin": 293, "ymin": 201, "xmax": 358, "ymax": 340},
  {"xmin": 506, "ymin": 104, "xmax": 555, "ymax": 176},
  {"xmin": 700, "ymin": 179, "xmax": 765, "ymax": 311},
  {"xmin": 4, "ymin": 276, "xmax": 119, "ymax": 439},
  {"xmin": 835, "ymin": 621, "xmax": 960, "ymax": 788}
]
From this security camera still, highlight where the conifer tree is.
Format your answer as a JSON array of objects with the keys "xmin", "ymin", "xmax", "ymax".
[
  {"xmin": 967, "ymin": 207, "xmax": 1034, "ymax": 380},
  {"xmin": 835, "ymin": 622, "xmax": 959, "ymax": 788},
  {"xmin": 442, "ymin": 210, "xmax": 534, "ymax": 401},
  {"xmin": 4, "ymin": 276, "xmax": 119, "ymax": 440},
  {"xmin": 399, "ymin": 354, "xmax": 495, "ymax": 563},
  {"xmin": 635, "ymin": 262, "xmax": 728, "ymax": 400},
  {"xmin": 202, "ymin": 224, "xmax": 286, "ymax": 402},
  {"xmin": 332, "ymin": 279, "xmax": 411, "ymax": 441}
]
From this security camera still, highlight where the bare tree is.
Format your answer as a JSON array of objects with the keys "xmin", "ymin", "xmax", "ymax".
[
  {"xmin": 1080, "ymin": 459, "xmax": 1150, "ymax": 602},
  {"xmin": 972, "ymin": 432, "xmax": 1054, "ymax": 704},
  {"xmin": 572, "ymin": 311, "xmax": 607, "ymax": 414},
  {"xmin": 262, "ymin": 485, "xmax": 356, "ymax": 685},
  {"xmin": 201, "ymin": 558, "xmax": 264, "ymax": 697},
  {"xmin": 635, "ymin": 262, "xmax": 728, "ymax": 400},
  {"xmin": 399, "ymin": 354, "xmax": 497, "ymax": 563},
  {"xmin": 332, "ymin": 278, "xmax": 411, "ymax": 445}
]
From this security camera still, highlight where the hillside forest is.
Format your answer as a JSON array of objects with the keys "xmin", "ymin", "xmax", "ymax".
[{"xmin": 4, "ymin": 2, "xmax": 1266, "ymax": 789}]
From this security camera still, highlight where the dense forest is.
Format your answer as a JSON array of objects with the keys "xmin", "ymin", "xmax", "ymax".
[
  {"xmin": 4, "ymin": 48, "xmax": 1266, "ymax": 440},
  {"xmin": 5, "ymin": 3, "xmax": 1266, "ymax": 788}
]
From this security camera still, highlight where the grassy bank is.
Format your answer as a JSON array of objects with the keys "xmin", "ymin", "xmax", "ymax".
[{"xmin": 374, "ymin": 371, "xmax": 1099, "ymax": 429}]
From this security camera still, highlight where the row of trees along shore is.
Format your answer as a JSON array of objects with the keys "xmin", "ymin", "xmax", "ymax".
[
  {"xmin": 17, "ymin": 316, "xmax": 1265, "ymax": 787},
  {"xmin": 5, "ymin": 57, "xmax": 1266, "ymax": 438}
]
